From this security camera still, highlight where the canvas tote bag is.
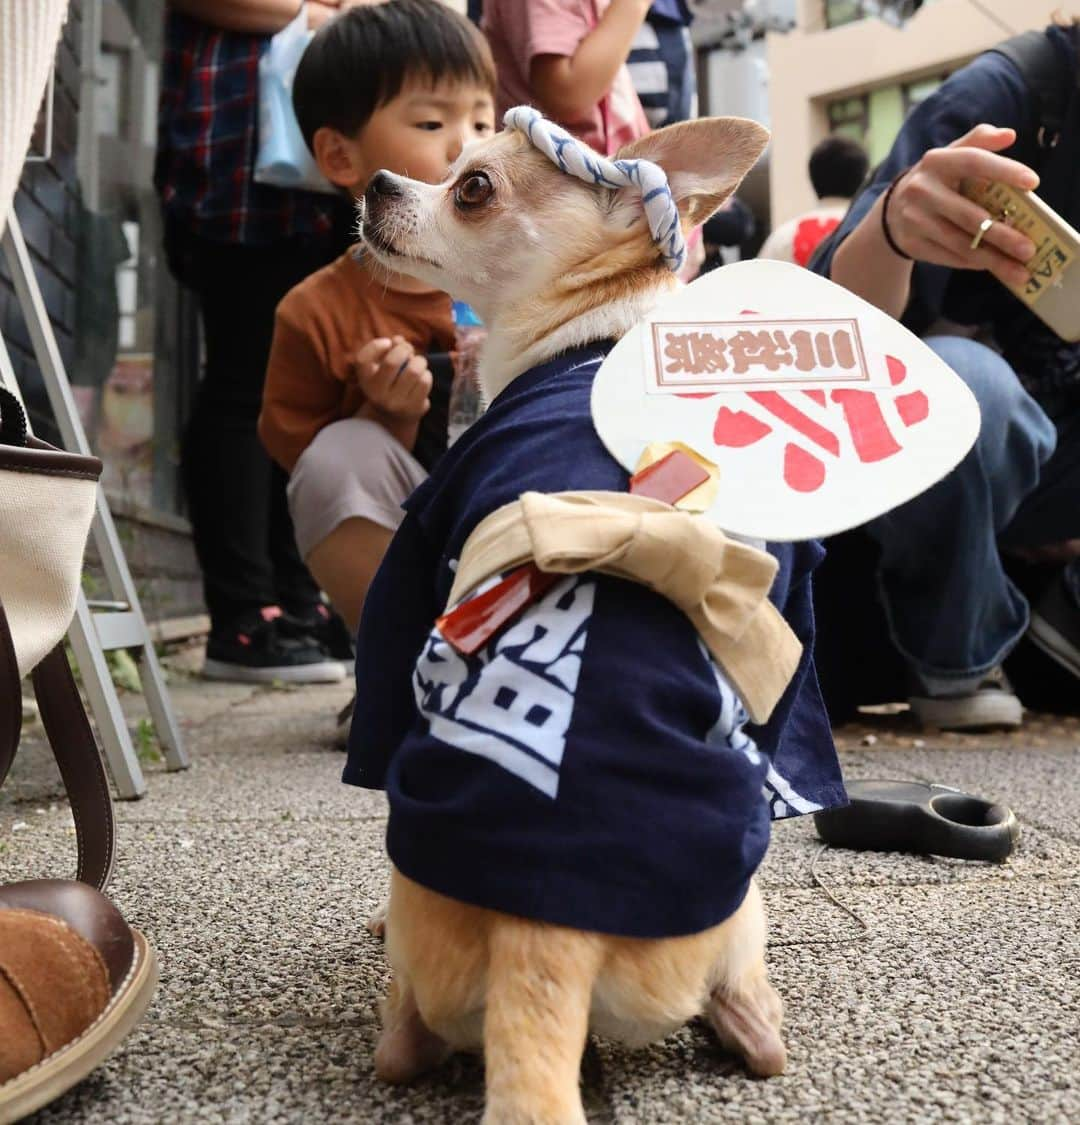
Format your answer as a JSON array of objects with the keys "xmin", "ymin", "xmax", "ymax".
[
  {"xmin": 0, "ymin": 388, "xmax": 115, "ymax": 889},
  {"xmin": 0, "ymin": 0, "xmax": 116, "ymax": 891}
]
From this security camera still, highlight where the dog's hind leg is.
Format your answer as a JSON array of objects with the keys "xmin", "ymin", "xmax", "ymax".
[
  {"xmin": 482, "ymin": 916, "xmax": 604, "ymax": 1125},
  {"xmin": 703, "ymin": 879, "xmax": 787, "ymax": 1078},
  {"xmin": 707, "ymin": 968, "xmax": 786, "ymax": 1078},
  {"xmin": 375, "ymin": 973, "xmax": 451, "ymax": 1084}
]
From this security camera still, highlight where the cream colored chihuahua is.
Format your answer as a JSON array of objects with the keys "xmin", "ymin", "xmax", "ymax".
[{"xmin": 352, "ymin": 115, "xmax": 803, "ymax": 1125}]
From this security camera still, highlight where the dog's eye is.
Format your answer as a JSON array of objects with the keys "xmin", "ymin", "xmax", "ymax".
[{"xmin": 455, "ymin": 172, "xmax": 494, "ymax": 209}]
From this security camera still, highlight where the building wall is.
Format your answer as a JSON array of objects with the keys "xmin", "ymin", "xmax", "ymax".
[{"xmin": 767, "ymin": 0, "xmax": 1047, "ymax": 225}]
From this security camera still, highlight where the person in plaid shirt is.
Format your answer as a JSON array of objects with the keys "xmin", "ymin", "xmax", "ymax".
[{"xmin": 157, "ymin": 1, "xmax": 366, "ymax": 683}]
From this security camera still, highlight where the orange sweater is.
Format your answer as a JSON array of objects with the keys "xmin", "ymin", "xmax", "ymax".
[{"xmin": 259, "ymin": 250, "xmax": 455, "ymax": 473}]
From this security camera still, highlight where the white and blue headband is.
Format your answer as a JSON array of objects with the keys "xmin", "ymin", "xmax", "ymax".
[{"xmin": 502, "ymin": 106, "xmax": 686, "ymax": 274}]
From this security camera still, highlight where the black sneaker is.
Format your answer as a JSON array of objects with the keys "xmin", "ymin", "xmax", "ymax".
[
  {"xmin": 280, "ymin": 602, "xmax": 355, "ymax": 663},
  {"xmin": 203, "ymin": 606, "xmax": 346, "ymax": 684},
  {"xmin": 1029, "ymin": 568, "xmax": 1080, "ymax": 679}
]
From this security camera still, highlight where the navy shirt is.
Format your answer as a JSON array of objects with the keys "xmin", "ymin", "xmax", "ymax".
[
  {"xmin": 650, "ymin": 1, "xmax": 693, "ymax": 24},
  {"xmin": 345, "ymin": 344, "xmax": 844, "ymax": 939},
  {"xmin": 629, "ymin": 4, "xmax": 696, "ymax": 129},
  {"xmin": 814, "ymin": 26, "xmax": 1080, "ymax": 399}
]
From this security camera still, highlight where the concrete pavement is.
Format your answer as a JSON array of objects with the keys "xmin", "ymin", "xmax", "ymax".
[{"xmin": 1, "ymin": 645, "xmax": 1077, "ymax": 1123}]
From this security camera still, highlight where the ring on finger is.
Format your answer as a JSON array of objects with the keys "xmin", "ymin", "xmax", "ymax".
[{"xmin": 970, "ymin": 216, "xmax": 994, "ymax": 251}]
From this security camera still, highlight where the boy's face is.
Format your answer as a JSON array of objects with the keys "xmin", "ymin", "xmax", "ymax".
[{"xmin": 315, "ymin": 79, "xmax": 496, "ymax": 196}]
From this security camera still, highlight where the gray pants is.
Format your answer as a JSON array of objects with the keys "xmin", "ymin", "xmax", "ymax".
[{"xmin": 287, "ymin": 417, "xmax": 426, "ymax": 559}]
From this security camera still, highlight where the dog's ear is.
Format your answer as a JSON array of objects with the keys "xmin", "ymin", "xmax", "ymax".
[{"xmin": 616, "ymin": 117, "xmax": 769, "ymax": 227}]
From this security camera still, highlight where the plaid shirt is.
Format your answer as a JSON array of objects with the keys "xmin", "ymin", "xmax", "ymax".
[{"xmin": 154, "ymin": 11, "xmax": 351, "ymax": 245}]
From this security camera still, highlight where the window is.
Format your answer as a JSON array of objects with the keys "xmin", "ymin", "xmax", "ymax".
[
  {"xmin": 74, "ymin": 0, "xmax": 195, "ymax": 516},
  {"xmin": 827, "ymin": 95, "xmax": 869, "ymax": 142},
  {"xmin": 825, "ymin": 0, "xmax": 864, "ymax": 27},
  {"xmin": 824, "ymin": 1, "xmax": 931, "ymax": 29},
  {"xmin": 826, "ymin": 72, "xmax": 949, "ymax": 164}
]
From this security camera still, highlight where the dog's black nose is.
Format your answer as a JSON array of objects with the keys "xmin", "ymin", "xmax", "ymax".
[{"xmin": 367, "ymin": 171, "xmax": 402, "ymax": 200}]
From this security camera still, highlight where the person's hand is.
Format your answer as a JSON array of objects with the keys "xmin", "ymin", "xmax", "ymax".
[
  {"xmin": 307, "ymin": 0, "xmax": 340, "ymax": 30},
  {"xmin": 353, "ymin": 337, "xmax": 432, "ymax": 420},
  {"xmin": 883, "ymin": 124, "xmax": 1040, "ymax": 289}
]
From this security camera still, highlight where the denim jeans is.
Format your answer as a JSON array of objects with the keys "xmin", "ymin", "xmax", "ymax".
[{"xmin": 865, "ymin": 335, "xmax": 1080, "ymax": 686}]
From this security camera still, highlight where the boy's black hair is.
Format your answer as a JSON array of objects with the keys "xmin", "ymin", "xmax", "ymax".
[
  {"xmin": 808, "ymin": 135, "xmax": 870, "ymax": 200},
  {"xmin": 293, "ymin": 0, "xmax": 496, "ymax": 150}
]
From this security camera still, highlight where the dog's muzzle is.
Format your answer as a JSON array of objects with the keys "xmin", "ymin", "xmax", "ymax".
[
  {"xmin": 364, "ymin": 170, "xmax": 404, "ymax": 215},
  {"xmin": 361, "ymin": 171, "xmax": 407, "ymax": 254}
]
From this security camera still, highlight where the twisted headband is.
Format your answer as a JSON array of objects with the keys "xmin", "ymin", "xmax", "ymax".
[{"xmin": 503, "ymin": 106, "xmax": 686, "ymax": 273}]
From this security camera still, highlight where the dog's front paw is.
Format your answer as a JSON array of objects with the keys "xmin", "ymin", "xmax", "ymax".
[{"xmin": 366, "ymin": 900, "xmax": 389, "ymax": 939}]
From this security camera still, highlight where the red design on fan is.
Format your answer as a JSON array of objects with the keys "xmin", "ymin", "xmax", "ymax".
[
  {"xmin": 710, "ymin": 353, "xmax": 931, "ymax": 493},
  {"xmin": 714, "ymin": 407, "xmax": 772, "ymax": 447},
  {"xmin": 895, "ymin": 390, "xmax": 929, "ymax": 426},
  {"xmin": 830, "ymin": 389, "xmax": 902, "ymax": 462},
  {"xmin": 747, "ymin": 391, "xmax": 841, "ymax": 456},
  {"xmin": 783, "ymin": 443, "xmax": 827, "ymax": 492}
]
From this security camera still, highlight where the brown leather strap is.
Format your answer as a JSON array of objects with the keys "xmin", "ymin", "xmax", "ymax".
[
  {"xmin": 31, "ymin": 646, "xmax": 115, "ymax": 891},
  {"xmin": 0, "ymin": 598, "xmax": 22, "ymax": 790}
]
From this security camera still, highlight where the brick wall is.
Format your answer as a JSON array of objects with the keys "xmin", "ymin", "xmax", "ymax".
[{"xmin": 0, "ymin": 0, "xmax": 82, "ymax": 444}]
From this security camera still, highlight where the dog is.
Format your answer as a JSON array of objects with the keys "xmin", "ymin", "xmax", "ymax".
[{"xmin": 354, "ymin": 115, "xmax": 805, "ymax": 1125}]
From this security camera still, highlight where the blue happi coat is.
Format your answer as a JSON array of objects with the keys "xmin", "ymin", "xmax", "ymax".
[{"xmin": 344, "ymin": 342, "xmax": 845, "ymax": 939}]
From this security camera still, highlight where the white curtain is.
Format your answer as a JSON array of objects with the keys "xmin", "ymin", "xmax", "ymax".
[{"xmin": 0, "ymin": 0, "xmax": 71, "ymax": 235}]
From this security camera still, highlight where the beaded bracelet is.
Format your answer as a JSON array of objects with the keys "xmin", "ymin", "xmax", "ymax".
[{"xmin": 881, "ymin": 170, "xmax": 913, "ymax": 261}]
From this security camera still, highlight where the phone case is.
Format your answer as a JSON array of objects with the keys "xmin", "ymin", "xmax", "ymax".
[{"xmin": 960, "ymin": 178, "xmax": 1080, "ymax": 342}]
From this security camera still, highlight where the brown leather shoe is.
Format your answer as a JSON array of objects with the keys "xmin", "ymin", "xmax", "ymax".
[{"xmin": 0, "ymin": 880, "xmax": 157, "ymax": 1123}]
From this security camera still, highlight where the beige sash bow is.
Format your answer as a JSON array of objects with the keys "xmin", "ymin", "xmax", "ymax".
[{"xmin": 448, "ymin": 491, "xmax": 803, "ymax": 725}]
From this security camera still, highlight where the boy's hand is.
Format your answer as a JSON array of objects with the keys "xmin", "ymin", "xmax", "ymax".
[{"xmin": 353, "ymin": 337, "xmax": 432, "ymax": 420}]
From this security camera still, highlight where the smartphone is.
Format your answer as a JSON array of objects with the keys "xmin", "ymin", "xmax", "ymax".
[{"xmin": 959, "ymin": 178, "xmax": 1080, "ymax": 342}]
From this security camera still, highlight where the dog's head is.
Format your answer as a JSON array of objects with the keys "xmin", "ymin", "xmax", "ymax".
[{"xmin": 359, "ymin": 116, "xmax": 768, "ymax": 391}]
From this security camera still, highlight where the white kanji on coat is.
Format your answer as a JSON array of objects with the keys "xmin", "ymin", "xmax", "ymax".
[{"xmin": 414, "ymin": 574, "xmax": 595, "ymax": 798}]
